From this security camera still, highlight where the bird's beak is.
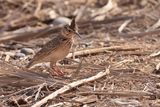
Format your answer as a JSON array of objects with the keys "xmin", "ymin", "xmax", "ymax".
[{"xmin": 74, "ymin": 31, "xmax": 81, "ymax": 38}]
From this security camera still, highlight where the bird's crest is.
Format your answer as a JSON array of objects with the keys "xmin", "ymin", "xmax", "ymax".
[{"xmin": 69, "ymin": 17, "xmax": 77, "ymax": 31}]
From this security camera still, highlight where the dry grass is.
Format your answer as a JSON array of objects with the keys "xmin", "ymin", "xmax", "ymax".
[{"xmin": 0, "ymin": 0, "xmax": 160, "ymax": 106}]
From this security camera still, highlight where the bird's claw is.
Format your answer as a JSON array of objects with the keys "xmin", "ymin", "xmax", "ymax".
[{"xmin": 50, "ymin": 66, "xmax": 64, "ymax": 76}]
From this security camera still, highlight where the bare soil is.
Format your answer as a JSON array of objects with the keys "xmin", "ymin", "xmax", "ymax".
[{"xmin": 0, "ymin": 0, "xmax": 160, "ymax": 107}]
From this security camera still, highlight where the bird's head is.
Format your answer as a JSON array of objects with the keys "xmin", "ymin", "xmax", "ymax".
[{"xmin": 61, "ymin": 18, "xmax": 81, "ymax": 39}]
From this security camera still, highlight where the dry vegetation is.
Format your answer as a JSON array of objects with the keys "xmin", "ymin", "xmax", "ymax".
[{"xmin": 0, "ymin": 0, "xmax": 160, "ymax": 106}]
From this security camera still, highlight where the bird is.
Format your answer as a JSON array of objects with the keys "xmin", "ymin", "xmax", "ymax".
[{"xmin": 26, "ymin": 18, "xmax": 81, "ymax": 76}]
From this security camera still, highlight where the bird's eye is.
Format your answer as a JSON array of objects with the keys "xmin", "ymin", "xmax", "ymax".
[{"xmin": 68, "ymin": 29, "xmax": 72, "ymax": 32}]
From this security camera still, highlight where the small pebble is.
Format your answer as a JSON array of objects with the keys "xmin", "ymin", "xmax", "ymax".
[
  {"xmin": 20, "ymin": 48, "xmax": 35, "ymax": 55},
  {"xmin": 74, "ymin": 58, "xmax": 80, "ymax": 63},
  {"xmin": 15, "ymin": 52, "xmax": 26, "ymax": 59},
  {"xmin": 5, "ymin": 54, "xmax": 10, "ymax": 62},
  {"xmin": 81, "ymin": 42, "xmax": 92, "ymax": 48},
  {"xmin": 49, "ymin": 10, "xmax": 58, "ymax": 19},
  {"xmin": 98, "ymin": 42, "xmax": 104, "ymax": 47},
  {"xmin": 52, "ymin": 17, "xmax": 71, "ymax": 26}
]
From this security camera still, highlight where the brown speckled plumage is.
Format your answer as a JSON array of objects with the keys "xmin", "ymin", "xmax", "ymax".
[{"xmin": 26, "ymin": 18, "xmax": 80, "ymax": 75}]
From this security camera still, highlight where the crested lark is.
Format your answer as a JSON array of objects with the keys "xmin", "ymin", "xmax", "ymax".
[{"xmin": 26, "ymin": 18, "xmax": 81, "ymax": 76}]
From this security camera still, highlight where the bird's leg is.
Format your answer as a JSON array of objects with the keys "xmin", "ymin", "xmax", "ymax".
[
  {"xmin": 53, "ymin": 65, "xmax": 65, "ymax": 76},
  {"xmin": 50, "ymin": 62, "xmax": 64, "ymax": 76}
]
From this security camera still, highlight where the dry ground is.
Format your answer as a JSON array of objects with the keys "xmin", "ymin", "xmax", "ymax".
[{"xmin": 0, "ymin": 0, "xmax": 160, "ymax": 107}]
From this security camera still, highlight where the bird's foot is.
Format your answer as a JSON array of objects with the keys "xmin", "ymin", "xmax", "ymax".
[{"xmin": 49, "ymin": 66, "xmax": 64, "ymax": 76}]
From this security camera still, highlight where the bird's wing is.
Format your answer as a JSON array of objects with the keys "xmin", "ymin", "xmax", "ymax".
[{"xmin": 27, "ymin": 36, "xmax": 66, "ymax": 67}]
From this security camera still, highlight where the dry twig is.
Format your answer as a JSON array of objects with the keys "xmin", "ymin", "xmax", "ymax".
[
  {"xmin": 32, "ymin": 69, "xmax": 110, "ymax": 107},
  {"xmin": 77, "ymin": 90, "xmax": 154, "ymax": 97},
  {"xmin": 119, "ymin": 28, "xmax": 160, "ymax": 37},
  {"xmin": 67, "ymin": 46, "xmax": 140, "ymax": 58},
  {"xmin": 118, "ymin": 19, "xmax": 132, "ymax": 33}
]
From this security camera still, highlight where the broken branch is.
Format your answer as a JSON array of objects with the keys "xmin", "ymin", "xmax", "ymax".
[{"xmin": 32, "ymin": 69, "xmax": 110, "ymax": 107}]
